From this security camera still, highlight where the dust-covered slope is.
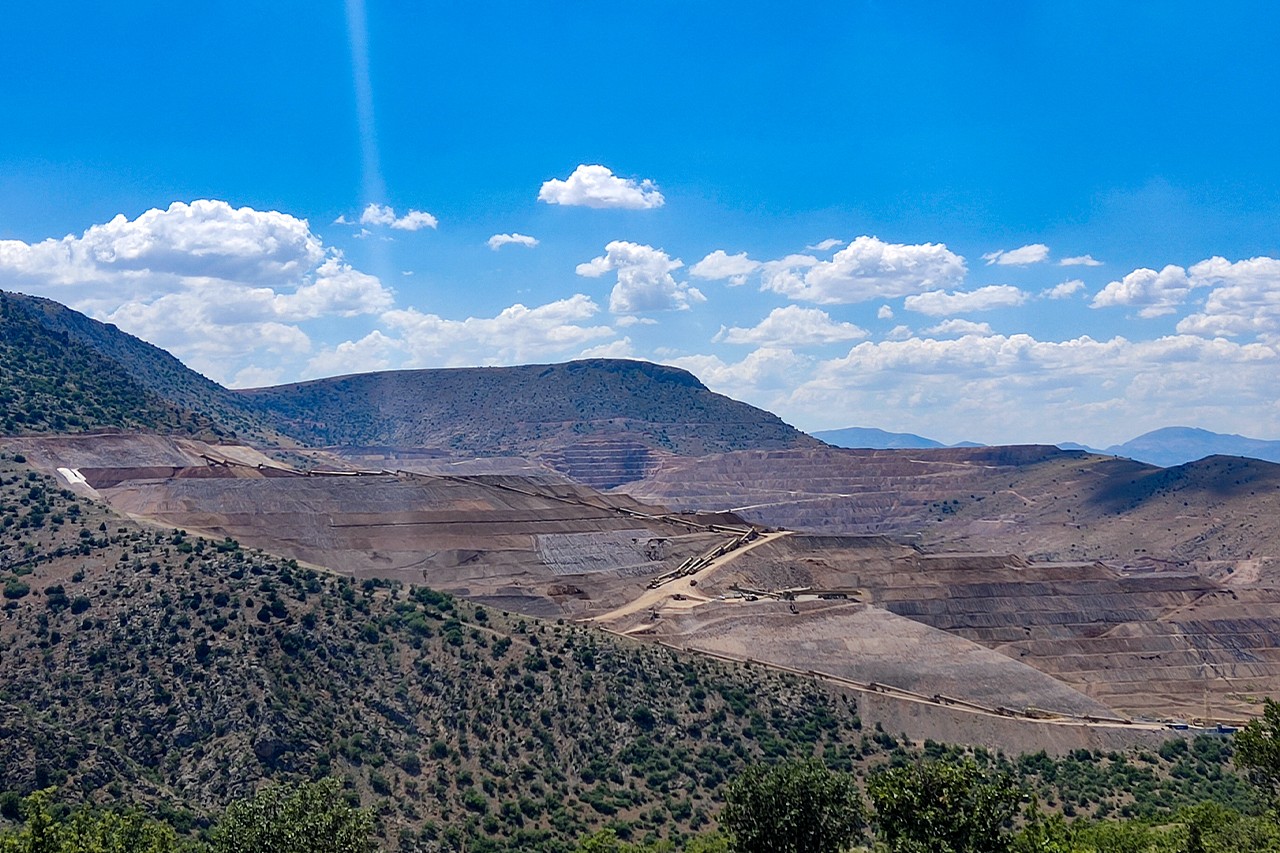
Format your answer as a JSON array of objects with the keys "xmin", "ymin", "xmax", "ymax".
[
  {"xmin": 0, "ymin": 290, "xmax": 277, "ymax": 441},
  {"xmin": 617, "ymin": 446, "xmax": 1280, "ymax": 572}
]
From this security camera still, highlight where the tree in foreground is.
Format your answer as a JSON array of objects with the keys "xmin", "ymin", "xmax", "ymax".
[
  {"xmin": 0, "ymin": 787, "xmax": 183, "ymax": 853},
  {"xmin": 868, "ymin": 758, "xmax": 1021, "ymax": 853},
  {"xmin": 211, "ymin": 778, "xmax": 374, "ymax": 853},
  {"xmin": 1234, "ymin": 698, "xmax": 1280, "ymax": 811},
  {"xmin": 721, "ymin": 759, "xmax": 865, "ymax": 853}
]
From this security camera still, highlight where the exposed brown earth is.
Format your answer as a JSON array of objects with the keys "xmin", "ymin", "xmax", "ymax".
[
  {"xmin": 8, "ymin": 435, "xmax": 736, "ymax": 620},
  {"xmin": 616, "ymin": 445, "xmax": 1280, "ymax": 572},
  {"xmin": 12, "ymin": 432, "xmax": 1280, "ymax": 750},
  {"xmin": 588, "ymin": 525, "xmax": 1280, "ymax": 723}
]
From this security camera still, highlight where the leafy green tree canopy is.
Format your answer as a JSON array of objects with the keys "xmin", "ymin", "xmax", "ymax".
[
  {"xmin": 869, "ymin": 758, "xmax": 1021, "ymax": 853},
  {"xmin": 1234, "ymin": 698, "xmax": 1280, "ymax": 809},
  {"xmin": 722, "ymin": 758, "xmax": 865, "ymax": 853},
  {"xmin": 210, "ymin": 778, "xmax": 374, "ymax": 853},
  {"xmin": 0, "ymin": 788, "xmax": 182, "ymax": 853}
]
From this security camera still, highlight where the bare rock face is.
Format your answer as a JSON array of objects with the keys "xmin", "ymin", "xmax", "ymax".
[{"xmin": 537, "ymin": 438, "xmax": 669, "ymax": 489}]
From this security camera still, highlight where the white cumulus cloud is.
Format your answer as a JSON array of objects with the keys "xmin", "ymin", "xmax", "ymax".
[
  {"xmin": 689, "ymin": 250, "xmax": 761, "ymax": 286},
  {"xmin": 982, "ymin": 244, "xmax": 1050, "ymax": 266},
  {"xmin": 1091, "ymin": 265, "xmax": 1196, "ymax": 317},
  {"xmin": 904, "ymin": 285, "xmax": 1028, "ymax": 316},
  {"xmin": 1044, "ymin": 279, "xmax": 1086, "ymax": 300},
  {"xmin": 373, "ymin": 294, "xmax": 615, "ymax": 369},
  {"xmin": 759, "ymin": 236, "xmax": 967, "ymax": 305},
  {"xmin": 538, "ymin": 164, "xmax": 665, "ymax": 210},
  {"xmin": 578, "ymin": 337, "xmax": 636, "ymax": 359},
  {"xmin": 923, "ymin": 319, "xmax": 993, "ymax": 337},
  {"xmin": 0, "ymin": 199, "xmax": 394, "ymax": 384},
  {"xmin": 713, "ymin": 305, "xmax": 867, "ymax": 347},
  {"xmin": 488, "ymin": 233, "xmax": 539, "ymax": 251},
  {"xmin": 786, "ymin": 333, "xmax": 1280, "ymax": 445},
  {"xmin": 668, "ymin": 347, "xmax": 814, "ymax": 396},
  {"xmin": 576, "ymin": 241, "xmax": 705, "ymax": 314},
  {"xmin": 1176, "ymin": 255, "xmax": 1280, "ymax": 340},
  {"xmin": 359, "ymin": 203, "xmax": 438, "ymax": 231},
  {"xmin": 1060, "ymin": 254, "xmax": 1103, "ymax": 267}
]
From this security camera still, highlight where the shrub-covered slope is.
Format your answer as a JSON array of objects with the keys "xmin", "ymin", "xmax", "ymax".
[
  {"xmin": 238, "ymin": 359, "xmax": 821, "ymax": 458},
  {"xmin": 0, "ymin": 290, "xmax": 274, "ymax": 440}
]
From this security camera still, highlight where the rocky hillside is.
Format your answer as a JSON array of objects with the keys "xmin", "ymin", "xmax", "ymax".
[
  {"xmin": 239, "ymin": 360, "xmax": 821, "ymax": 486},
  {"xmin": 0, "ymin": 290, "xmax": 276, "ymax": 441}
]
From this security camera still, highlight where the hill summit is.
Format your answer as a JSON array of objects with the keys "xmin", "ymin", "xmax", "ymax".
[{"xmin": 239, "ymin": 359, "xmax": 821, "ymax": 486}]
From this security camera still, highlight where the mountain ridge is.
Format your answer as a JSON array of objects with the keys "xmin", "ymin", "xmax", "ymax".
[
  {"xmin": 1, "ymin": 290, "xmax": 819, "ymax": 484},
  {"xmin": 811, "ymin": 426, "xmax": 947, "ymax": 449},
  {"xmin": 237, "ymin": 358, "xmax": 822, "ymax": 484}
]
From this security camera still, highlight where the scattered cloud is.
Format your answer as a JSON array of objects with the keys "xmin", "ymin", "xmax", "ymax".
[
  {"xmin": 806, "ymin": 238, "xmax": 844, "ymax": 252},
  {"xmin": 375, "ymin": 294, "xmax": 615, "ymax": 369},
  {"xmin": 1091, "ymin": 265, "xmax": 1195, "ymax": 317},
  {"xmin": 1060, "ymin": 254, "xmax": 1103, "ymax": 267},
  {"xmin": 789, "ymin": 333, "xmax": 1280, "ymax": 444},
  {"xmin": 668, "ymin": 347, "xmax": 814, "ymax": 396},
  {"xmin": 304, "ymin": 330, "xmax": 401, "ymax": 380},
  {"xmin": 903, "ymin": 285, "xmax": 1028, "ymax": 316},
  {"xmin": 538, "ymin": 164, "xmax": 665, "ymax": 209},
  {"xmin": 1176, "ymin": 255, "xmax": 1280, "ymax": 340},
  {"xmin": 689, "ymin": 250, "xmax": 761, "ymax": 286},
  {"xmin": 713, "ymin": 305, "xmax": 867, "ymax": 347},
  {"xmin": 488, "ymin": 232, "xmax": 539, "ymax": 251},
  {"xmin": 676, "ymin": 332, "xmax": 1280, "ymax": 446},
  {"xmin": 886, "ymin": 325, "xmax": 913, "ymax": 341},
  {"xmin": 0, "ymin": 199, "xmax": 394, "ymax": 384},
  {"xmin": 923, "ymin": 319, "xmax": 993, "ymax": 337},
  {"xmin": 578, "ymin": 337, "xmax": 636, "ymax": 359},
  {"xmin": 982, "ymin": 244, "xmax": 1050, "ymax": 266},
  {"xmin": 877, "ymin": 305, "xmax": 894, "ymax": 320},
  {"xmin": 359, "ymin": 203, "xmax": 438, "ymax": 231},
  {"xmin": 1044, "ymin": 279, "xmax": 1085, "ymax": 300},
  {"xmin": 615, "ymin": 315, "xmax": 658, "ymax": 328},
  {"xmin": 576, "ymin": 241, "xmax": 705, "ymax": 313},
  {"xmin": 759, "ymin": 236, "xmax": 967, "ymax": 304}
]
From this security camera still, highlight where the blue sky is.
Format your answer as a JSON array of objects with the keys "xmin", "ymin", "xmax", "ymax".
[{"xmin": 3, "ymin": 1, "xmax": 1280, "ymax": 446}]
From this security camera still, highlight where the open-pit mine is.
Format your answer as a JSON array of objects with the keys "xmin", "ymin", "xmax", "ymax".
[{"xmin": 10, "ymin": 431, "xmax": 1280, "ymax": 755}]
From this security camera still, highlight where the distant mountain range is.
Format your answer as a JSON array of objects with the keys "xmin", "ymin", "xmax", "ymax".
[
  {"xmin": 1071, "ymin": 426, "xmax": 1280, "ymax": 468},
  {"xmin": 812, "ymin": 426, "xmax": 948, "ymax": 449},
  {"xmin": 815, "ymin": 422, "xmax": 1280, "ymax": 469}
]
